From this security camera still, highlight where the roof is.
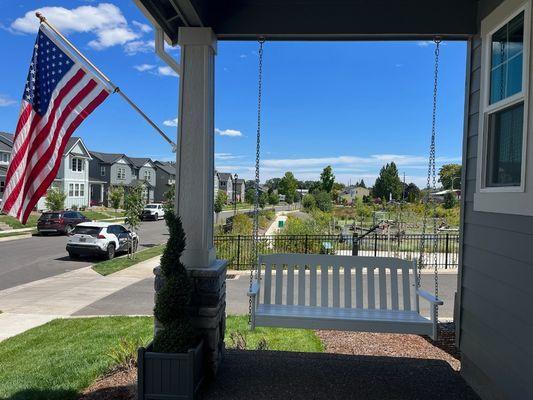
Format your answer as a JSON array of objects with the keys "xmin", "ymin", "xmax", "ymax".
[
  {"xmin": 90, "ymin": 151, "xmax": 131, "ymax": 164},
  {"xmin": 129, "ymin": 157, "xmax": 154, "ymax": 168},
  {"xmin": 217, "ymin": 172, "xmax": 232, "ymax": 182},
  {"xmin": 155, "ymin": 161, "xmax": 176, "ymax": 176},
  {"xmin": 0, "ymin": 132, "xmax": 85, "ymax": 157},
  {"xmin": 130, "ymin": 179, "xmax": 154, "ymax": 188},
  {"xmin": 135, "ymin": 0, "xmax": 477, "ymax": 44}
]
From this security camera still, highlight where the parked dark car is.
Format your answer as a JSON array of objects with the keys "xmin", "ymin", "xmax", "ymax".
[{"xmin": 37, "ymin": 211, "xmax": 89, "ymax": 235}]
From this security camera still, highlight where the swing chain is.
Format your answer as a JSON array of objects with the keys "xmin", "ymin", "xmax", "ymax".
[
  {"xmin": 249, "ymin": 39, "xmax": 265, "ymax": 325},
  {"xmin": 418, "ymin": 38, "xmax": 440, "ymax": 325}
]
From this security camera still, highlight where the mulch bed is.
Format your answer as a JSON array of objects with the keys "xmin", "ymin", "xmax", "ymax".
[
  {"xmin": 316, "ymin": 322, "xmax": 460, "ymax": 371},
  {"xmin": 79, "ymin": 323, "xmax": 462, "ymax": 399}
]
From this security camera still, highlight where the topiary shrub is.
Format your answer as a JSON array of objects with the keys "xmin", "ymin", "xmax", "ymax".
[{"xmin": 153, "ymin": 209, "xmax": 197, "ymax": 353}]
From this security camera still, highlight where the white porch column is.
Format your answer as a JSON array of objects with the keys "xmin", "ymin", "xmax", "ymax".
[{"xmin": 176, "ymin": 27, "xmax": 217, "ymax": 268}]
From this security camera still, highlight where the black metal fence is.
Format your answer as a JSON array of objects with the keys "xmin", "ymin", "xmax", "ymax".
[{"xmin": 214, "ymin": 233, "xmax": 459, "ymax": 271}]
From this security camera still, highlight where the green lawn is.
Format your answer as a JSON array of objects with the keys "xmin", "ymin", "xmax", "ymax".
[
  {"xmin": 0, "ymin": 315, "xmax": 323, "ymax": 400},
  {"xmin": 0, "ymin": 214, "xmax": 39, "ymax": 229},
  {"xmin": 81, "ymin": 211, "xmax": 111, "ymax": 221},
  {"xmin": 92, "ymin": 245, "xmax": 165, "ymax": 276},
  {"xmin": 0, "ymin": 317, "xmax": 153, "ymax": 400},
  {"xmin": 225, "ymin": 315, "xmax": 324, "ymax": 352}
]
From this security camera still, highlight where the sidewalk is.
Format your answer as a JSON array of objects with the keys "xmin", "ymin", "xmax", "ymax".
[{"xmin": 0, "ymin": 255, "xmax": 160, "ymax": 341}]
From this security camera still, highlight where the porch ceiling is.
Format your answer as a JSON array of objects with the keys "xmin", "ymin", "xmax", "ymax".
[{"xmin": 135, "ymin": 0, "xmax": 478, "ymax": 44}]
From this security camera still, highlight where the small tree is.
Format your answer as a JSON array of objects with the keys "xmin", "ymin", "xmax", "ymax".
[
  {"xmin": 320, "ymin": 165, "xmax": 335, "ymax": 193},
  {"xmin": 153, "ymin": 209, "xmax": 197, "ymax": 353},
  {"xmin": 215, "ymin": 190, "xmax": 227, "ymax": 212},
  {"xmin": 302, "ymin": 193, "xmax": 316, "ymax": 211},
  {"xmin": 163, "ymin": 184, "xmax": 175, "ymax": 214},
  {"xmin": 443, "ymin": 192, "xmax": 457, "ymax": 209},
  {"xmin": 109, "ymin": 185, "xmax": 124, "ymax": 211},
  {"xmin": 45, "ymin": 187, "xmax": 66, "ymax": 211},
  {"xmin": 268, "ymin": 191, "xmax": 279, "ymax": 205},
  {"xmin": 258, "ymin": 192, "xmax": 268, "ymax": 209},
  {"xmin": 244, "ymin": 188, "xmax": 255, "ymax": 204},
  {"xmin": 314, "ymin": 191, "xmax": 332, "ymax": 212},
  {"xmin": 124, "ymin": 184, "xmax": 144, "ymax": 259}
]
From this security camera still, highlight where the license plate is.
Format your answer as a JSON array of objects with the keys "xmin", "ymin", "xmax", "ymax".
[{"xmin": 80, "ymin": 237, "xmax": 86, "ymax": 243}]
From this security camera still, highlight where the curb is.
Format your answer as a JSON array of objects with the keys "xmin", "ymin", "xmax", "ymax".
[{"xmin": 0, "ymin": 233, "xmax": 33, "ymax": 242}]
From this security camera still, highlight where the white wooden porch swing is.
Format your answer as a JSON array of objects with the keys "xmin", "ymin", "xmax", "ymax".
[{"xmin": 247, "ymin": 39, "xmax": 444, "ymax": 340}]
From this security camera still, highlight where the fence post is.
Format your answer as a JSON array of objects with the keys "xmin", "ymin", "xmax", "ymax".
[
  {"xmin": 236, "ymin": 235, "xmax": 241, "ymax": 270},
  {"xmin": 305, "ymin": 235, "xmax": 309, "ymax": 254},
  {"xmin": 444, "ymin": 233, "xmax": 449, "ymax": 270},
  {"xmin": 374, "ymin": 233, "xmax": 378, "ymax": 257},
  {"xmin": 352, "ymin": 233, "xmax": 359, "ymax": 256}
]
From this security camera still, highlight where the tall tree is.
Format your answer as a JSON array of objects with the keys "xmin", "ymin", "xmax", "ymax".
[
  {"xmin": 320, "ymin": 165, "xmax": 335, "ymax": 193},
  {"xmin": 265, "ymin": 178, "xmax": 281, "ymax": 192},
  {"xmin": 358, "ymin": 179, "xmax": 367, "ymax": 188},
  {"xmin": 278, "ymin": 171, "xmax": 298, "ymax": 203},
  {"xmin": 438, "ymin": 164, "xmax": 462, "ymax": 190},
  {"xmin": 373, "ymin": 162, "xmax": 403, "ymax": 201},
  {"xmin": 405, "ymin": 182, "xmax": 421, "ymax": 203}
]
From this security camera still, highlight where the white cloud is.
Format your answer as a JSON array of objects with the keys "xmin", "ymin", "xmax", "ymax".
[
  {"xmin": 132, "ymin": 20, "xmax": 152, "ymax": 33},
  {"xmin": 123, "ymin": 39, "xmax": 179, "ymax": 55},
  {"xmin": 11, "ymin": 4, "xmax": 141, "ymax": 51},
  {"xmin": 163, "ymin": 118, "xmax": 178, "ymax": 127},
  {"xmin": 215, "ymin": 128, "xmax": 243, "ymax": 137},
  {"xmin": 0, "ymin": 94, "xmax": 16, "ymax": 107},
  {"xmin": 157, "ymin": 66, "xmax": 179, "ymax": 77},
  {"xmin": 215, "ymin": 153, "xmax": 244, "ymax": 160},
  {"xmin": 133, "ymin": 64, "xmax": 156, "ymax": 72},
  {"xmin": 239, "ymin": 54, "xmax": 247, "ymax": 58}
]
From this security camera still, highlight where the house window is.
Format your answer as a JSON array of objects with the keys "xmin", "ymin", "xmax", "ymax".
[
  {"xmin": 74, "ymin": 184, "xmax": 79, "ymax": 197},
  {"xmin": 69, "ymin": 184, "xmax": 74, "ymax": 197},
  {"xmin": 80, "ymin": 184, "xmax": 85, "ymax": 197},
  {"xmin": 100, "ymin": 166, "xmax": 106, "ymax": 177},
  {"xmin": 71, "ymin": 158, "xmax": 84, "ymax": 172},
  {"xmin": 117, "ymin": 167, "xmax": 126, "ymax": 180},
  {"xmin": 0, "ymin": 180, "xmax": 4, "ymax": 193},
  {"xmin": 1, "ymin": 153, "xmax": 9, "ymax": 163},
  {"xmin": 475, "ymin": 0, "xmax": 533, "ymax": 215},
  {"xmin": 144, "ymin": 170, "xmax": 151, "ymax": 181}
]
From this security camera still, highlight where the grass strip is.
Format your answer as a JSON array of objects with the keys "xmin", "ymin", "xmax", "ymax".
[{"xmin": 92, "ymin": 244, "xmax": 165, "ymax": 276}]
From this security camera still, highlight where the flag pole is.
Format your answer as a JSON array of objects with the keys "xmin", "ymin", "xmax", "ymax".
[{"xmin": 35, "ymin": 12, "xmax": 177, "ymax": 152}]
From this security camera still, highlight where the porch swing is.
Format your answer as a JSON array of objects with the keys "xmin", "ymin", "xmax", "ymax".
[{"xmin": 247, "ymin": 39, "xmax": 444, "ymax": 340}]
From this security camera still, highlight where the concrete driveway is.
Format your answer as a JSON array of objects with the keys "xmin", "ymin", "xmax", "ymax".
[{"xmin": 0, "ymin": 219, "xmax": 168, "ymax": 291}]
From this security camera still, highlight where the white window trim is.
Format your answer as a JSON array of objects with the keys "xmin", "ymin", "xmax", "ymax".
[
  {"xmin": 474, "ymin": 0, "xmax": 533, "ymax": 215},
  {"xmin": 100, "ymin": 166, "xmax": 106, "ymax": 177}
]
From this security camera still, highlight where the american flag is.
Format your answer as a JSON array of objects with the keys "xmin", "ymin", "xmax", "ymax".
[{"xmin": 1, "ymin": 26, "xmax": 110, "ymax": 223}]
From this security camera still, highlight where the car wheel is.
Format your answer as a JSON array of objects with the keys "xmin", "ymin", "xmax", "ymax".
[
  {"xmin": 68, "ymin": 252, "xmax": 79, "ymax": 259},
  {"xmin": 106, "ymin": 244, "xmax": 116, "ymax": 260},
  {"xmin": 65, "ymin": 225, "xmax": 74, "ymax": 235}
]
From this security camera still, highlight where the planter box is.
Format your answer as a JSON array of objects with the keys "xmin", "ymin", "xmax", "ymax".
[{"xmin": 138, "ymin": 341, "xmax": 204, "ymax": 400}]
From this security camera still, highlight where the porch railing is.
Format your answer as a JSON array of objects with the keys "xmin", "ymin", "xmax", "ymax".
[{"xmin": 214, "ymin": 233, "xmax": 459, "ymax": 271}]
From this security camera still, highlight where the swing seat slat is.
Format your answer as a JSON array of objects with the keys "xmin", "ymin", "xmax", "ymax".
[{"xmin": 248, "ymin": 254, "xmax": 442, "ymax": 340}]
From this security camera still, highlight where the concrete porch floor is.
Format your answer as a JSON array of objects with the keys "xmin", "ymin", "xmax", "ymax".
[{"xmin": 202, "ymin": 350, "xmax": 480, "ymax": 400}]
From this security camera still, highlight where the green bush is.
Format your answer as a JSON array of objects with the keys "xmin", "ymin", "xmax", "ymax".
[
  {"xmin": 232, "ymin": 213, "xmax": 253, "ymax": 235},
  {"xmin": 302, "ymin": 194, "xmax": 316, "ymax": 211},
  {"xmin": 153, "ymin": 210, "xmax": 197, "ymax": 353},
  {"xmin": 45, "ymin": 187, "xmax": 66, "ymax": 211}
]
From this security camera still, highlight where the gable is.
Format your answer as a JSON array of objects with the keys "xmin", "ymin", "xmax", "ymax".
[{"xmin": 65, "ymin": 138, "xmax": 91, "ymax": 158}]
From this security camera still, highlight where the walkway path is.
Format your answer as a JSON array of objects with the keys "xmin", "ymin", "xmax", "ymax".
[{"xmin": 0, "ymin": 256, "xmax": 159, "ymax": 341}]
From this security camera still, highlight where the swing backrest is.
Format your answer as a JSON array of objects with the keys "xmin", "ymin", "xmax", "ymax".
[{"xmin": 258, "ymin": 253, "xmax": 418, "ymax": 312}]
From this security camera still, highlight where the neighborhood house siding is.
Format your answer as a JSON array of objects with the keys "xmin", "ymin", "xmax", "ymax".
[
  {"xmin": 458, "ymin": 1, "xmax": 533, "ymax": 399},
  {"xmin": 110, "ymin": 160, "xmax": 133, "ymax": 185},
  {"xmin": 139, "ymin": 166, "xmax": 156, "ymax": 187}
]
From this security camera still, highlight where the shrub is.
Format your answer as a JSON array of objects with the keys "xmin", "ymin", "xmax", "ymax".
[
  {"xmin": 302, "ymin": 194, "xmax": 316, "ymax": 211},
  {"xmin": 106, "ymin": 337, "xmax": 147, "ymax": 369},
  {"xmin": 109, "ymin": 185, "xmax": 124, "ymax": 211},
  {"xmin": 314, "ymin": 191, "xmax": 332, "ymax": 212},
  {"xmin": 232, "ymin": 213, "xmax": 253, "ymax": 235},
  {"xmin": 45, "ymin": 187, "xmax": 66, "ymax": 211},
  {"xmin": 153, "ymin": 210, "xmax": 197, "ymax": 353}
]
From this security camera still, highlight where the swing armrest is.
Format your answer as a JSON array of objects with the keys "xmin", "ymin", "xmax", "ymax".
[
  {"xmin": 417, "ymin": 289, "xmax": 443, "ymax": 305},
  {"xmin": 247, "ymin": 281, "xmax": 260, "ymax": 297}
]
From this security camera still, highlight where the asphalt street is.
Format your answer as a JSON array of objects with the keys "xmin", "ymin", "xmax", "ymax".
[
  {"xmin": 74, "ymin": 272, "xmax": 458, "ymax": 319},
  {"xmin": 0, "ymin": 219, "xmax": 168, "ymax": 291}
]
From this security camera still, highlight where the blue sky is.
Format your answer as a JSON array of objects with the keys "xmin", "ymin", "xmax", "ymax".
[{"xmin": 0, "ymin": 1, "xmax": 466, "ymax": 186}]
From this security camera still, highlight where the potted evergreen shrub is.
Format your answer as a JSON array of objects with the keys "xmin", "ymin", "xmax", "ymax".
[{"xmin": 137, "ymin": 209, "xmax": 204, "ymax": 400}]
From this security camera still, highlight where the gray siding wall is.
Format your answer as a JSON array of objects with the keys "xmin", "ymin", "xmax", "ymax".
[
  {"xmin": 459, "ymin": 1, "xmax": 533, "ymax": 399},
  {"xmin": 154, "ymin": 168, "xmax": 172, "ymax": 202},
  {"xmin": 110, "ymin": 162, "xmax": 133, "ymax": 185}
]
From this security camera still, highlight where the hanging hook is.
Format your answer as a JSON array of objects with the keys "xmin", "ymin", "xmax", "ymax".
[
  {"xmin": 433, "ymin": 36, "xmax": 442, "ymax": 45},
  {"xmin": 258, "ymin": 36, "xmax": 266, "ymax": 44}
]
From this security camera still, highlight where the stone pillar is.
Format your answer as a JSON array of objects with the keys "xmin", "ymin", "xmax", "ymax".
[{"xmin": 173, "ymin": 27, "xmax": 226, "ymax": 376}]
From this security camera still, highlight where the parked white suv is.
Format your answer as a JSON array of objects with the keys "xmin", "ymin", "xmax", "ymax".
[
  {"xmin": 141, "ymin": 203, "xmax": 165, "ymax": 221},
  {"xmin": 66, "ymin": 222, "xmax": 139, "ymax": 260}
]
